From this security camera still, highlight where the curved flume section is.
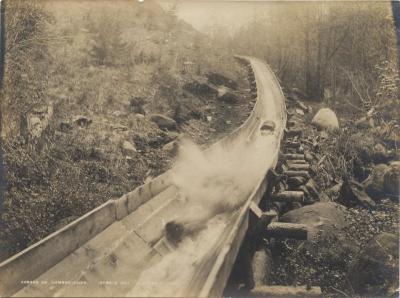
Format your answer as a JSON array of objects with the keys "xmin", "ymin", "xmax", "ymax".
[{"xmin": 8, "ymin": 57, "xmax": 286, "ymax": 298}]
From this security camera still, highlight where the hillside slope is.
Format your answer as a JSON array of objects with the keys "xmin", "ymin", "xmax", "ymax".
[{"xmin": 1, "ymin": 0, "xmax": 253, "ymax": 261}]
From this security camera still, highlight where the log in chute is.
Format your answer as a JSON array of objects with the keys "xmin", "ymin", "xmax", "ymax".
[{"xmin": 0, "ymin": 57, "xmax": 286, "ymax": 297}]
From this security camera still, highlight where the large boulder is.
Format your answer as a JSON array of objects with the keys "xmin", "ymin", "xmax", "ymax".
[
  {"xmin": 162, "ymin": 140, "xmax": 179, "ymax": 156},
  {"xmin": 150, "ymin": 114, "xmax": 177, "ymax": 131},
  {"xmin": 129, "ymin": 97, "xmax": 146, "ymax": 115},
  {"xmin": 28, "ymin": 116, "xmax": 43, "ymax": 138},
  {"xmin": 383, "ymin": 161, "xmax": 400, "ymax": 198},
  {"xmin": 311, "ymin": 108, "xmax": 339, "ymax": 131},
  {"xmin": 280, "ymin": 202, "xmax": 348, "ymax": 240},
  {"xmin": 363, "ymin": 164, "xmax": 389, "ymax": 199},
  {"xmin": 121, "ymin": 141, "xmax": 137, "ymax": 155},
  {"xmin": 338, "ymin": 179, "xmax": 376, "ymax": 208},
  {"xmin": 372, "ymin": 143, "xmax": 390, "ymax": 164},
  {"xmin": 348, "ymin": 133, "xmax": 375, "ymax": 163},
  {"xmin": 206, "ymin": 72, "xmax": 238, "ymax": 90},
  {"xmin": 72, "ymin": 115, "xmax": 92, "ymax": 128},
  {"xmin": 279, "ymin": 203, "xmax": 358, "ymax": 278},
  {"xmin": 171, "ymin": 98, "xmax": 203, "ymax": 123},
  {"xmin": 348, "ymin": 232, "xmax": 399, "ymax": 296},
  {"xmin": 183, "ymin": 81, "xmax": 218, "ymax": 97},
  {"xmin": 217, "ymin": 87, "xmax": 239, "ymax": 104}
]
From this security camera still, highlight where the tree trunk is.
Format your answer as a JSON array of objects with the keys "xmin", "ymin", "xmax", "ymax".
[{"xmin": 305, "ymin": 29, "xmax": 312, "ymax": 95}]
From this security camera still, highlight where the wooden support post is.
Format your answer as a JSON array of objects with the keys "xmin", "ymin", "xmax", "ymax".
[
  {"xmin": 305, "ymin": 179, "xmax": 320, "ymax": 201},
  {"xmin": 251, "ymin": 249, "xmax": 273, "ymax": 287},
  {"xmin": 285, "ymin": 141, "xmax": 301, "ymax": 149},
  {"xmin": 288, "ymin": 163, "xmax": 310, "ymax": 171},
  {"xmin": 272, "ymin": 191, "xmax": 304, "ymax": 203},
  {"xmin": 287, "ymin": 176, "xmax": 308, "ymax": 189},
  {"xmin": 284, "ymin": 170, "xmax": 310, "ymax": 179},
  {"xmin": 294, "ymin": 99, "xmax": 309, "ymax": 112},
  {"xmin": 262, "ymin": 170, "xmax": 280, "ymax": 211},
  {"xmin": 276, "ymin": 181, "xmax": 287, "ymax": 193},
  {"xmin": 286, "ymin": 129, "xmax": 303, "ymax": 138},
  {"xmin": 286, "ymin": 159, "xmax": 307, "ymax": 165},
  {"xmin": 266, "ymin": 222, "xmax": 308, "ymax": 240},
  {"xmin": 271, "ymin": 202, "xmax": 285, "ymax": 216},
  {"xmin": 283, "ymin": 153, "xmax": 304, "ymax": 160},
  {"xmin": 250, "ymin": 202, "xmax": 279, "ymax": 223},
  {"xmin": 249, "ymin": 201, "xmax": 263, "ymax": 219},
  {"xmin": 264, "ymin": 210, "xmax": 278, "ymax": 219},
  {"xmin": 250, "ymin": 285, "xmax": 321, "ymax": 297}
]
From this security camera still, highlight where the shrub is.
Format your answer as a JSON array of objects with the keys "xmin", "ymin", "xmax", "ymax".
[
  {"xmin": 0, "ymin": 129, "xmax": 149, "ymax": 254},
  {"xmin": 84, "ymin": 12, "xmax": 127, "ymax": 67},
  {"xmin": 1, "ymin": 0, "xmax": 52, "ymax": 138}
]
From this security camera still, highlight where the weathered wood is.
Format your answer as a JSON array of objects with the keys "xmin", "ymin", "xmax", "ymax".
[
  {"xmin": 286, "ymin": 129, "xmax": 303, "ymax": 137},
  {"xmin": 271, "ymin": 202, "xmax": 285, "ymax": 215},
  {"xmin": 288, "ymin": 163, "xmax": 310, "ymax": 171},
  {"xmin": 276, "ymin": 180, "xmax": 287, "ymax": 192},
  {"xmin": 249, "ymin": 201, "xmax": 263, "ymax": 219},
  {"xmin": 251, "ymin": 249, "xmax": 272, "ymax": 287},
  {"xmin": 287, "ymin": 176, "xmax": 308, "ymax": 189},
  {"xmin": 283, "ymin": 153, "xmax": 304, "ymax": 160},
  {"xmin": 294, "ymin": 99, "xmax": 309, "ymax": 112},
  {"xmin": 250, "ymin": 285, "xmax": 321, "ymax": 297},
  {"xmin": 266, "ymin": 222, "xmax": 308, "ymax": 240},
  {"xmin": 272, "ymin": 191, "xmax": 304, "ymax": 203},
  {"xmin": 287, "ymin": 120, "xmax": 297, "ymax": 128},
  {"xmin": 284, "ymin": 170, "xmax": 310, "ymax": 179},
  {"xmin": 285, "ymin": 141, "xmax": 301, "ymax": 149},
  {"xmin": 286, "ymin": 159, "xmax": 307, "ymax": 165},
  {"xmin": 305, "ymin": 179, "xmax": 320, "ymax": 200},
  {"xmin": 264, "ymin": 210, "xmax": 278, "ymax": 221}
]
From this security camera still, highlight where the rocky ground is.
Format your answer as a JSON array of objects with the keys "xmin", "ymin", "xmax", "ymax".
[
  {"xmin": 267, "ymin": 88, "xmax": 399, "ymax": 297},
  {"xmin": 0, "ymin": 62, "xmax": 255, "ymax": 262}
]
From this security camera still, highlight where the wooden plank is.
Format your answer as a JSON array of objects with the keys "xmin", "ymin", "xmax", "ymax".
[
  {"xmin": 283, "ymin": 153, "xmax": 304, "ymax": 160},
  {"xmin": 266, "ymin": 222, "xmax": 308, "ymax": 240},
  {"xmin": 251, "ymin": 285, "xmax": 321, "ymax": 297},
  {"xmin": 272, "ymin": 191, "xmax": 304, "ymax": 203},
  {"xmin": 284, "ymin": 170, "xmax": 310, "ymax": 179}
]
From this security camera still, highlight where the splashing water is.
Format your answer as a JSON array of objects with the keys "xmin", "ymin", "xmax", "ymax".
[{"xmin": 128, "ymin": 131, "xmax": 278, "ymax": 297}]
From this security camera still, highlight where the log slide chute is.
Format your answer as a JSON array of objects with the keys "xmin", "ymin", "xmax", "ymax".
[{"xmin": 0, "ymin": 57, "xmax": 287, "ymax": 297}]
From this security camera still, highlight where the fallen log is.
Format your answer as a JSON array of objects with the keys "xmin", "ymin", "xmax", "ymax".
[
  {"xmin": 272, "ymin": 191, "xmax": 304, "ymax": 203},
  {"xmin": 284, "ymin": 170, "xmax": 310, "ymax": 179},
  {"xmin": 285, "ymin": 141, "xmax": 301, "ymax": 149},
  {"xmin": 286, "ymin": 129, "xmax": 303, "ymax": 138},
  {"xmin": 271, "ymin": 202, "xmax": 286, "ymax": 215},
  {"xmin": 287, "ymin": 176, "xmax": 308, "ymax": 189},
  {"xmin": 288, "ymin": 163, "xmax": 310, "ymax": 171},
  {"xmin": 294, "ymin": 99, "xmax": 309, "ymax": 112},
  {"xmin": 250, "ymin": 285, "xmax": 321, "ymax": 297},
  {"xmin": 283, "ymin": 153, "xmax": 304, "ymax": 160},
  {"xmin": 275, "ymin": 181, "xmax": 287, "ymax": 193},
  {"xmin": 264, "ymin": 210, "xmax": 278, "ymax": 220},
  {"xmin": 266, "ymin": 222, "xmax": 308, "ymax": 240},
  {"xmin": 305, "ymin": 179, "xmax": 320, "ymax": 200},
  {"xmin": 251, "ymin": 249, "xmax": 273, "ymax": 287},
  {"xmin": 286, "ymin": 159, "xmax": 307, "ymax": 165}
]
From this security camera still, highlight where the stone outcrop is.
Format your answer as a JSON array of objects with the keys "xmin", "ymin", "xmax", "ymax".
[{"xmin": 311, "ymin": 108, "xmax": 339, "ymax": 131}]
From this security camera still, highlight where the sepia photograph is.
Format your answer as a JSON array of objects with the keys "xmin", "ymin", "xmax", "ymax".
[{"xmin": 0, "ymin": 0, "xmax": 399, "ymax": 297}]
